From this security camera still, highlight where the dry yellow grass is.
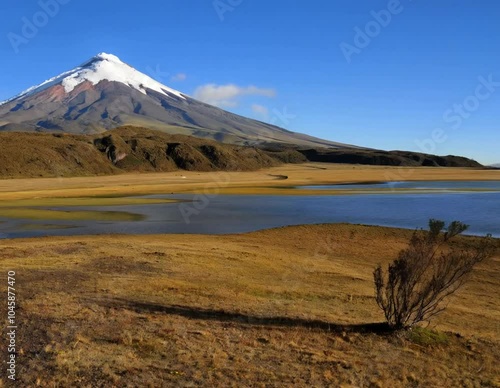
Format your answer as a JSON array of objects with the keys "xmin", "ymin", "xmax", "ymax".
[
  {"xmin": 0, "ymin": 163, "xmax": 498, "ymax": 205},
  {"xmin": 0, "ymin": 224, "xmax": 498, "ymax": 386},
  {"xmin": 0, "ymin": 165, "xmax": 498, "ymax": 385}
]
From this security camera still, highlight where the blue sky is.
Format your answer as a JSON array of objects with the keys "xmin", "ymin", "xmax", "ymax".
[{"xmin": 0, "ymin": 1, "xmax": 499, "ymax": 164}]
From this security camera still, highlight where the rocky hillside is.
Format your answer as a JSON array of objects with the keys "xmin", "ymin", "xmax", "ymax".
[
  {"xmin": 0, "ymin": 126, "xmax": 484, "ymax": 179},
  {"xmin": 0, "ymin": 126, "xmax": 306, "ymax": 179},
  {"xmin": 298, "ymin": 148, "xmax": 483, "ymax": 168}
]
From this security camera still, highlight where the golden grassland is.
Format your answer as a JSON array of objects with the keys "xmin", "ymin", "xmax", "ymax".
[
  {"xmin": 0, "ymin": 197, "xmax": 175, "ymax": 222},
  {"xmin": 0, "ymin": 197, "xmax": 176, "ymax": 208},
  {"xmin": 0, "ymin": 163, "xmax": 498, "ymax": 221},
  {"xmin": 0, "ymin": 224, "xmax": 498, "ymax": 387},
  {"xmin": 0, "ymin": 163, "xmax": 494, "ymax": 222},
  {"xmin": 0, "ymin": 163, "xmax": 499, "ymax": 202},
  {"xmin": 0, "ymin": 164, "xmax": 498, "ymax": 385}
]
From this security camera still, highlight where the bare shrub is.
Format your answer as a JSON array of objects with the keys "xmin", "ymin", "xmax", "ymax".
[{"xmin": 374, "ymin": 219, "xmax": 496, "ymax": 330}]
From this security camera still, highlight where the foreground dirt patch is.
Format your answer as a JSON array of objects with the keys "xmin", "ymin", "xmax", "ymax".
[{"xmin": 0, "ymin": 225, "xmax": 498, "ymax": 386}]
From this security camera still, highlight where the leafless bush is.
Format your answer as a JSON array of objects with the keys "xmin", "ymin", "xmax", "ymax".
[{"xmin": 374, "ymin": 219, "xmax": 496, "ymax": 330}]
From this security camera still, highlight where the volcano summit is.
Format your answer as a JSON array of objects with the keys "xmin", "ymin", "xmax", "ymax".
[{"xmin": 0, "ymin": 53, "xmax": 352, "ymax": 148}]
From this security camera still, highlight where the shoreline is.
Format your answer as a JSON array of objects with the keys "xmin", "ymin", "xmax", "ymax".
[
  {"xmin": 2, "ymin": 222, "xmax": 499, "ymax": 242},
  {"xmin": 0, "ymin": 164, "xmax": 498, "ymax": 234},
  {"xmin": 1, "ymin": 163, "xmax": 499, "ymax": 201}
]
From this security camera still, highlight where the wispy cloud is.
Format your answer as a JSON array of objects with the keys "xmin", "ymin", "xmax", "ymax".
[
  {"xmin": 193, "ymin": 84, "xmax": 276, "ymax": 108},
  {"xmin": 171, "ymin": 73, "xmax": 187, "ymax": 82},
  {"xmin": 251, "ymin": 104, "xmax": 269, "ymax": 118}
]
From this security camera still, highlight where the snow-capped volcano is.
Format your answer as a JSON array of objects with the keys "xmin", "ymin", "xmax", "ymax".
[
  {"xmin": 0, "ymin": 53, "xmax": 353, "ymax": 148},
  {"xmin": 1, "ymin": 53, "xmax": 184, "ymax": 106}
]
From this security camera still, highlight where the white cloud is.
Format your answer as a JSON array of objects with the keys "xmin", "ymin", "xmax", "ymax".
[
  {"xmin": 193, "ymin": 83, "xmax": 276, "ymax": 108},
  {"xmin": 171, "ymin": 73, "xmax": 187, "ymax": 82},
  {"xmin": 251, "ymin": 104, "xmax": 269, "ymax": 118}
]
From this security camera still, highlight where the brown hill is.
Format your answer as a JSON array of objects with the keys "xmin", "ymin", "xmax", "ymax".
[
  {"xmin": 298, "ymin": 148, "xmax": 483, "ymax": 168},
  {"xmin": 0, "ymin": 126, "xmax": 306, "ymax": 179},
  {"xmin": 0, "ymin": 126, "xmax": 484, "ymax": 179}
]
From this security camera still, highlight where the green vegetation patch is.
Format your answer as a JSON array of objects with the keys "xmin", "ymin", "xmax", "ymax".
[
  {"xmin": 407, "ymin": 327, "xmax": 449, "ymax": 346},
  {"xmin": 0, "ymin": 197, "xmax": 177, "ymax": 208},
  {"xmin": 0, "ymin": 208, "xmax": 145, "ymax": 221}
]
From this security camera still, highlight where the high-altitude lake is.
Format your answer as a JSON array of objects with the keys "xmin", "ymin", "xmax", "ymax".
[{"xmin": 1, "ymin": 181, "xmax": 499, "ymax": 239}]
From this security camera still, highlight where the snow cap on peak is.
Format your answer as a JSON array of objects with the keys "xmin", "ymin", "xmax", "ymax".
[
  {"xmin": 0, "ymin": 52, "xmax": 185, "ymax": 106},
  {"xmin": 94, "ymin": 52, "xmax": 123, "ymax": 62}
]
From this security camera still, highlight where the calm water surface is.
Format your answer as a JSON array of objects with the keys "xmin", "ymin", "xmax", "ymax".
[{"xmin": 1, "ymin": 181, "xmax": 499, "ymax": 239}]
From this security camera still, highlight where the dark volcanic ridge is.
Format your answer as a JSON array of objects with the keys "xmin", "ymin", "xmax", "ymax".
[
  {"xmin": 0, "ymin": 126, "xmax": 483, "ymax": 179},
  {"xmin": 0, "ymin": 126, "xmax": 305, "ymax": 178},
  {"xmin": 298, "ymin": 148, "xmax": 483, "ymax": 168}
]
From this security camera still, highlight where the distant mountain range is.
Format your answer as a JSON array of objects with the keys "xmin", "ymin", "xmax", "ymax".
[
  {"xmin": 0, "ymin": 53, "xmax": 354, "ymax": 149},
  {"xmin": 489, "ymin": 163, "xmax": 500, "ymax": 168}
]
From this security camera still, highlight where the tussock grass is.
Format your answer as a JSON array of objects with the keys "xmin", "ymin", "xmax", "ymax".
[{"xmin": 0, "ymin": 224, "xmax": 498, "ymax": 386}]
